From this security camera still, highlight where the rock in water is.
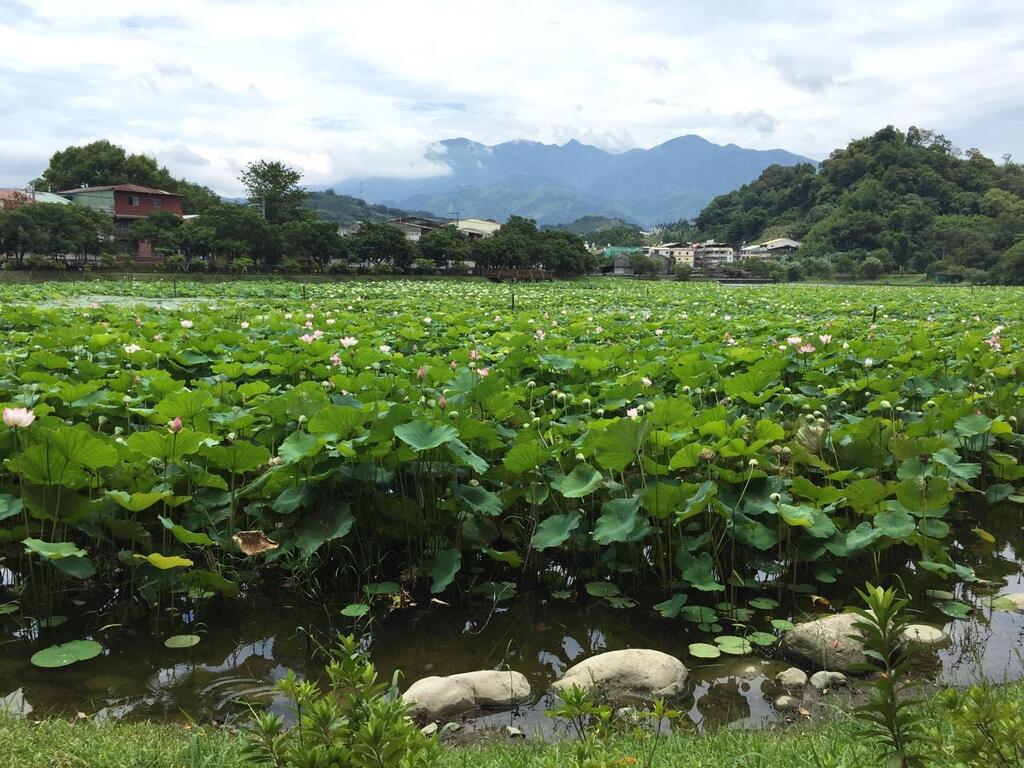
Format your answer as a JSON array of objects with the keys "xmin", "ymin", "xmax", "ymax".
[
  {"xmin": 551, "ymin": 649, "xmax": 688, "ymax": 700},
  {"xmin": 809, "ymin": 671, "xmax": 847, "ymax": 691},
  {"xmin": 774, "ymin": 695, "xmax": 801, "ymax": 711},
  {"xmin": 402, "ymin": 670, "xmax": 532, "ymax": 720},
  {"xmin": 781, "ymin": 613, "xmax": 867, "ymax": 673},
  {"xmin": 447, "ymin": 670, "xmax": 532, "ymax": 708},
  {"xmin": 774, "ymin": 667, "xmax": 809, "ymax": 687},
  {"xmin": 901, "ymin": 624, "xmax": 948, "ymax": 646}
]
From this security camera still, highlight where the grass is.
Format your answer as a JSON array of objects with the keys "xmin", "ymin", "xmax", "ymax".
[{"xmin": 3, "ymin": 680, "xmax": 1023, "ymax": 768}]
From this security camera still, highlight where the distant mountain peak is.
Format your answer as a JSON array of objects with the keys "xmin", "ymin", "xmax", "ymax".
[{"xmin": 336, "ymin": 134, "xmax": 814, "ymax": 227}]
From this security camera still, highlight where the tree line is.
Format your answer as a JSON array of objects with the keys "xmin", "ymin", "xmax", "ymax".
[
  {"xmin": 0, "ymin": 142, "xmax": 595, "ymax": 276},
  {"xmin": 682, "ymin": 126, "xmax": 1024, "ymax": 283}
]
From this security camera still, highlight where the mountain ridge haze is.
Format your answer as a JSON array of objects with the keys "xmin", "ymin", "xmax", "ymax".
[{"xmin": 335, "ymin": 134, "xmax": 816, "ymax": 227}]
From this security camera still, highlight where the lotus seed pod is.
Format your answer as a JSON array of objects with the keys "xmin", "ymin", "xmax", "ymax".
[{"xmin": 770, "ymin": 493, "xmax": 781, "ymax": 503}]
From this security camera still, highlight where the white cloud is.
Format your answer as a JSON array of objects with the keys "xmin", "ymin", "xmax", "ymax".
[{"xmin": 0, "ymin": 0, "xmax": 1021, "ymax": 193}]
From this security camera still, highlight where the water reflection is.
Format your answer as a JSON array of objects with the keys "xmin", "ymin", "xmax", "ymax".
[{"xmin": 1, "ymin": 514, "xmax": 1023, "ymax": 731}]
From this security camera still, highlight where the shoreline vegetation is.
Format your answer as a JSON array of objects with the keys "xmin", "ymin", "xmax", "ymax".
[{"xmin": 2, "ymin": 679, "xmax": 1021, "ymax": 768}]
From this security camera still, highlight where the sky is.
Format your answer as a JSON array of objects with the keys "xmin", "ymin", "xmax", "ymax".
[{"xmin": 1, "ymin": 0, "xmax": 1023, "ymax": 195}]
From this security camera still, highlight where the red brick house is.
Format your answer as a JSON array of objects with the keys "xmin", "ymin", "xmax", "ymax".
[{"xmin": 59, "ymin": 184, "xmax": 183, "ymax": 262}]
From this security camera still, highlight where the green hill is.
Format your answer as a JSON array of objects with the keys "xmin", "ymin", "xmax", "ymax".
[
  {"xmin": 694, "ymin": 126, "xmax": 1024, "ymax": 279},
  {"xmin": 304, "ymin": 190, "xmax": 433, "ymax": 227}
]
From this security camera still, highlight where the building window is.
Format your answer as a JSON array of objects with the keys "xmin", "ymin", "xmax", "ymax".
[
  {"xmin": 151, "ymin": 197, "xmax": 162, "ymax": 208},
  {"xmin": 128, "ymin": 195, "xmax": 141, "ymax": 207}
]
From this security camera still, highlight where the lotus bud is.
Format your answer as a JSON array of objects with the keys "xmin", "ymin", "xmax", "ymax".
[
  {"xmin": 123, "ymin": 395, "xmax": 132, "ymax": 404},
  {"xmin": 438, "ymin": 394, "xmax": 447, "ymax": 410},
  {"xmin": 417, "ymin": 366, "xmax": 426, "ymax": 380},
  {"xmin": 169, "ymin": 416, "xmax": 183, "ymax": 433},
  {"xmin": 880, "ymin": 400, "xmax": 892, "ymax": 410}
]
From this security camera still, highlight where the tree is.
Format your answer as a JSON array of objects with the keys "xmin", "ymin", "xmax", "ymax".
[
  {"xmin": 40, "ymin": 140, "xmax": 220, "ymax": 214},
  {"xmin": 674, "ymin": 263, "xmax": 693, "ymax": 281},
  {"xmin": 198, "ymin": 203, "xmax": 282, "ymax": 270},
  {"xmin": 859, "ymin": 256, "xmax": 885, "ymax": 279},
  {"xmin": 238, "ymin": 160, "xmax": 307, "ymax": 224},
  {"xmin": 992, "ymin": 239, "xmax": 1024, "ymax": 284},
  {"xmin": 0, "ymin": 206, "xmax": 40, "ymax": 267},
  {"xmin": 629, "ymin": 253, "xmax": 660, "ymax": 277},
  {"xmin": 537, "ymin": 231, "xmax": 595, "ymax": 276},
  {"xmin": 591, "ymin": 225, "xmax": 644, "ymax": 247},
  {"xmin": 342, "ymin": 222, "xmax": 417, "ymax": 270},
  {"xmin": 418, "ymin": 226, "xmax": 471, "ymax": 266},
  {"xmin": 131, "ymin": 211, "xmax": 181, "ymax": 257},
  {"xmin": 280, "ymin": 219, "xmax": 343, "ymax": 270}
]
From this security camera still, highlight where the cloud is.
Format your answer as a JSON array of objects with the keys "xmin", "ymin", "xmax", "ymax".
[
  {"xmin": 768, "ymin": 53, "xmax": 852, "ymax": 94},
  {"xmin": 0, "ymin": 0, "xmax": 1021, "ymax": 192}
]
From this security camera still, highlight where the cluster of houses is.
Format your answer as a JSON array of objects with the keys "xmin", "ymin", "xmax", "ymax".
[
  {"xmin": 609, "ymin": 237, "xmax": 801, "ymax": 276},
  {"xmin": 0, "ymin": 183, "xmax": 184, "ymax": 262}
]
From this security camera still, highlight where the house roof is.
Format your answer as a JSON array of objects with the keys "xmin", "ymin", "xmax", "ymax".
[
  {"xmin": 58, "ymin": 184, "xmax": 178, "ymax": 196},
  {"xmin": 0, "ymin": 188, "xmax": 72, "ymax": 205}
]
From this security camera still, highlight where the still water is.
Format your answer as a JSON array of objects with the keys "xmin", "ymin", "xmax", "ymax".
[{"xmin": 2, "ymin": 515, "xmax": 1022, "ymax": 733}]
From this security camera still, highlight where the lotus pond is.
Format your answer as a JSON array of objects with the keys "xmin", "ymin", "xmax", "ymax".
[{"xmin": 1, "ymin": 278, "xmax": 1023, "ymax": 726}]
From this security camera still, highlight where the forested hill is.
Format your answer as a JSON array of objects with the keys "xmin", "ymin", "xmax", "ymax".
[
  {"xmin": 303, "ymin": 189, "xmax": 431, "ymax": 226},
  {"xmin": 694, "ymin": 126, "xmax": 1024, "ymax": 277}
]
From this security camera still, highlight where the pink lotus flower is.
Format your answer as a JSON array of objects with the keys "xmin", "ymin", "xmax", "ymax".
[
  {"xmin": 535, "ymin": 329, "xmax": 546, "ymax": 340},
  {"xmin": 450, "ymin": 360, "xmax": 458, "ymax": 370},
  {"xmin": 417, "ymin": 366, "xmax": 427, "ymax": 380},
  {"xmin": 3, "ymin": 407, "xmax": 35, "ymax": 428},
  {"xmin": 169, "ymin": 416, "xmax": 183, "ymax": 433},
  {"xmin": 340, "ymin": 337, "xmax": 358, "ymax": 349},
  {"xmin": 819, "ymin": 334, "xmax": 832, "ymax": 344},
  {"xmin": 299, "ymin": 333, "xmax": 315, "ymax": 344},
  {"xmin": 626, "ymin": 407, "xmax": 639, "ymax": 420},
  {"xmin": 154, "ymin": 334, "xmax": 163, "ymax": 342},
  {"xmin": 240, "ymin": 321, "xmax": 250, "ymax": 330},
  {"xmin": 330, "ymin": 353, "xmax": 342, "ymax": 366},
  {"xmin": 477, "ymin": 367, "xmax": 490, "ymax": 377},
  {"xmin": 438, "ymin": 394, "xmax": 447, "ymax": 410},
  {"xmin": 123, "ymin": 343, "xmax": 142, "ymax": 354},
  {"xmin": 798, "ymin": 343, "xmax": 816, "ymax": 354},
  {"xmin": 134, "ymin": 317, "xmax": 142, "ymax": 326},
  {"xmin": 379, "ymin": 344, "xmax": 392, "ymax": 354},
  {"xmin": 984, "ymin": 336, "xmax": 1002, "ymax": 350},
  {"xmin": 469, "ymin": 348, "xmax": 480, "ymax": 361},
  {"xmin": 284, "ymin": 313, "xmax": 292, "ymax": 320},
  {"xmin": 304, "ymin": 321, "xmax": 313, "ymax": 329},
  {"xmin": 786, "ymin": 335, "xmax": 802, "ymax": 345}
]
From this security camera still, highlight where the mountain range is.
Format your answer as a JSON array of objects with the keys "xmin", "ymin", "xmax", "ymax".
[{"xmin": 334, "ymin": 135, "xmax": 816, "ymax": 227}]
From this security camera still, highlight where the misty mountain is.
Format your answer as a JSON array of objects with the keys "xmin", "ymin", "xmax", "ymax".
[{"xmin": 334, "ymin": 135, "xmax": 815, "ymax": 227}]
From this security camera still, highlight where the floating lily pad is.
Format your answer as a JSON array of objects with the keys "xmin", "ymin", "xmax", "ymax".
[
  {"xmin": 164, "ymin": 634, "xmax": 201, "ymax": 649},
  {"xmin": 31, "ymin": 640, "xmax": 103, "ymax": 668},
  {"xmin": 688, "ymin": 642, "xmax": 721, "ymax": 659}
]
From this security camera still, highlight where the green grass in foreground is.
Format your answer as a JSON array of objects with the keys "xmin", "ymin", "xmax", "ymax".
[{"xmin": 4, "ymin": 680, "xmax": 1023, "ymax": 768}]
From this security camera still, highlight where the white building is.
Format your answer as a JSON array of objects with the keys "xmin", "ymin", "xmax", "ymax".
[
  {"xmin": 646, "ymin": 242, "xmax": 696, "ymax": 268},
  {"xmin": 739, "ymin": 237, "xmax": 802, "ymax": 259}
]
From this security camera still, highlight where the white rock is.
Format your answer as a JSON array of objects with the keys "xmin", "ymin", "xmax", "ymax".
[
  {"xmin": 402, "ymin": 670, "xmax": 532, "ymax": 719},
  {"xmin": 403, "ymin": 677, "xmax": 475, "ymax": 719},
  {"xmin": 774, "ymin": 695, "xmax": 801, "ymax": 711},
  {"xmin": 447, "ymin": 670, "xmax": 532, "ymax": 709},
  {"xmin": 551, "ymin": 649, "xmax": 688, "ymax": 700},
  {"xmin": 420, "ymin": 722, "xmax": 438, "ymax": 736},
  {"xmin": 775, "ymin": 667, "xmax": 809, "ymax": 687},
  {"xmin": 902, "ymin": 624, "xmax": 948, "ymax": 646},
  {"xmin": 809, "ymin": 671, "xmax": 847, "ymax": 691},
  {"xmin": 504, "ymin": 725, "xmax": 525, "ymax": 739},
  {"xmin": 782, "ymin": 613, "xmax": 866, "ymax": 673}
]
